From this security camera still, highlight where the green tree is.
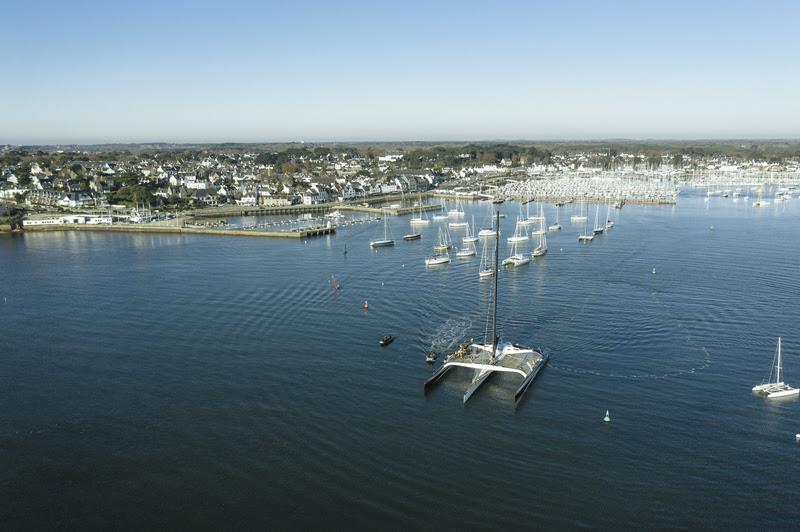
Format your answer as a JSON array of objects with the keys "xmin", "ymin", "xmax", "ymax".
[
  {"xmin": 16, "ymin": 163, "xmax": 31, "ymax": 186},
  {"xmin": 280, "ymin": 162, "xmax": 299, "ymax": 174}
]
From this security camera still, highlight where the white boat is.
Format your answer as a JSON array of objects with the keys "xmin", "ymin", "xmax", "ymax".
[
  {"xmin": 448, "ymin": 221, "xmax": 469, "ymax": 229},
  {"xmin": 578, "ymin": 215, "xmax": 594, "ymax": 242},
  {"xmin": 592, "ymin": 205, "xmax": 604, "ymax": 234},
  {"xmin": 753, "ymin": 337, "xmax": 799, "ymax": 398},
  {"xmin": 432, "ymin": 200, "xmax": 449, "ymax": 221},
  {"xmin": 463, "ymin": 216, "xmax": 479, "ymax": 244},
  {"xmin": 456, "ymin": 246, "xmax": 476, "ymax": 258},
  {"xmin": 526, "ymin": 199, "xmax": 544, "ymax": 223},
  {"xmin": 548, "ymin": 204, "xmax": 561, "ymax": 231},
  {"xmin": 604, "ymin": 204, "xmax": 614, "ymax": 230},
  {"xmin": 370, "ymin": 212, "xmax": 395, "ymax": 247},
  {"xmin": 448, "ymin": 198, "xmax": 464, "ymax": 217},
  {"xmin": 478, "ymin": 228, "xmax": 497, "ymax": 237},
  {"xmin": 409, "ymin": 193, "xmax": 430, "ymax": 225},
  {"xmin": 532, "ymin": 209, "xmax": 547, "ymax": 257},
  {"xmin": 503, "ymin": 227, "xmax": 529, "ymax": 267},
  {"xmin": 570, "ymin": 201, "xmax": 588, "ymax": 222},
  {"xmin": 530, "ymin": 205, "xmax": 546, "ymax": 236},
  {"xmin": 432, "ymin": 226, "xmax": 452, "ymax": 253},
  {"xmin": 425, "ymin": 208, "xmax": 548, "ymax": 405},
  {"xmin": 506, "ymin": 217, "xmax": 529, "ymax": 243},
  {"xmin": 478, "ymin": 240, "xmax": 494, "ymax": 279},
  {"xmin": 425, "ymin": 254, "xmax": 450, "ymax": 266}
]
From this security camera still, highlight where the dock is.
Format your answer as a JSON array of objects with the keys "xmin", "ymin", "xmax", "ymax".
[{"xmin": 22, "ymin": 224, "xmax": 336, "ymax": 239}]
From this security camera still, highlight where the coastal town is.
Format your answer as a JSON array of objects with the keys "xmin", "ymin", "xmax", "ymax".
[{"xmin": 2, "ymin": 141, "xmax": 800, "ymax": 231}]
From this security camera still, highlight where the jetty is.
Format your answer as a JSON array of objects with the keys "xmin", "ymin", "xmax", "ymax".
[{"xmin": 22, "ymin": 223, "xmax": 336, "ymax": 239}]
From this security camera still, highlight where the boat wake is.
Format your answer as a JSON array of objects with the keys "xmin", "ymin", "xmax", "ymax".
[
  {"xmin": 423, "ymin": 318, "xmax": 474, "ymax": 353},
  {"xmin": 549, "ymin": 345, "xmax": 711, "ymax": 380}
]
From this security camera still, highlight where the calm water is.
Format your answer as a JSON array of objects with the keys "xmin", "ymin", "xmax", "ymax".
[{"xmin": 2, "ymin": 193, "xmax": 799, "ymax": 528}]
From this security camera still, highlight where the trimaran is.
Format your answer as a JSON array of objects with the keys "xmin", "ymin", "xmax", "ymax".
[{"xmin": 425, "ymin": 209, "xmax": 548, "ymax": 405}]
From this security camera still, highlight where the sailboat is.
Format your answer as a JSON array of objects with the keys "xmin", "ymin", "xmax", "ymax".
[
  {"xmin": 426, "ymin": 227, "xmax": 451, "ymax": 265},
  {"xmin": 502, "ymin": 227, "xmax": 530, "ymax": 267},
  {"xmin": 448, "ymin": 198, "xmax": 464, "ymax": 217},
  {"xmin": 463, "ymin": 216, "xmax": 479, "ymax": 244},
  {"xmin": 578, "ymin": 214, "xmax": 594, "ymax": 242},
  {"xmin": 456, "ymin": 240, "xmax": 477, "ymax": 258},
  {"xmin": 527, "ymin": 200, "xmax": 544, "ymax": 223},
  {"xmin": 592, "ymin": 205, "xmax": 604, "ymax": 235},
  {"xmin": 531, "ymin": 205, "xmax": 546, "ymax": 236},
  {"xmin": 370, "ymin": 210, "xmax": 395, "ymax": 247},
  {"xmin": 506, "ymin": 217, "xmax": 529, "ymax": 243},
  {"xmin": 570, "ymin": 201, "xmax": 588, "ymax": 222},
  {"xmin": 432, "ymin": 226, "xmax": 452, "ymax": 253},
  {"xmin": 604, "ymin": 204, "xmax": 614, "ymax": 230},
  {"xmin": 425, "ymin": 211, "xmax": 548, "ymax": 404},
  {"xmin": 548, "ymin": 204, "xmax": 561, "ymax": 231},
  {"xmin": 409, "ymin": 193, "xmax": 430, "ymax": 226},
  {"xmin": 532, "ymin": 213, "xmax": 547, "ymax": 257},
  {"xmin": 753, "ymin": 337, "xmax": 799, "ymax": 398},
  {"xmin": 433, "ymin": 199, "xmax": 449, "ymax": 221},
  {"xmin": 478, "ymin": 240, "xmax": 494, "ymax": 279},
  {"xmin": 478, "ymin": 202, "xmax": 498, "ymax": 237}
]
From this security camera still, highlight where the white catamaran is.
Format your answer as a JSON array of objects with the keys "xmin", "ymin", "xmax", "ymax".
[
  {"xmin": 425, "ymin": 210, "xmax": 548, "ymax": 404},
  {"xmin": 752, "ymin": 337, "xmax": 799, "ymax": 398}
]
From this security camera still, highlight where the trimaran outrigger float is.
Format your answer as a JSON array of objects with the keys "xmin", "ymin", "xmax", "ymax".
[{"xmin": 424, "ymin": 208, "xmax": 548, "ymax": 405}]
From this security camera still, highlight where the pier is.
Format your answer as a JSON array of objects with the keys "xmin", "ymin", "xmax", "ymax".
[{"xmin": 22, "ymin": 223, "xmax": 336, "ymax": 239}]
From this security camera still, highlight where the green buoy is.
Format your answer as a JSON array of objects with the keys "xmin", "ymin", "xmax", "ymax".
[{"xmin": 603, "ymin": 410, "xmax": 611, "ymax": 423}]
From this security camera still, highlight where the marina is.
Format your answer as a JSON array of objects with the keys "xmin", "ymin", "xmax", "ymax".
[{"xmin": 4, "ymin": 188, "xmax": 800, "ymax": 529}]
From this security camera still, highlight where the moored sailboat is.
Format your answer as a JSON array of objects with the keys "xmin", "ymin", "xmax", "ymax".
[
  {"xmin": 753, "ymin": 337, "xmax": 799, "ymax": 398},
  {"xmin": 370, "ymin": 210, "xmax": 395, "ymax": 247},
  {"xmin": 409, "ymin": 193, "xmax": 430, "ymax": 226}
]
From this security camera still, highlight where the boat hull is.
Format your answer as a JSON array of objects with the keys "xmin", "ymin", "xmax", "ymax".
[
  {"xmin": 370, "ymin": 240, "xmax": 395, "ymax": 247},
  {"xmin": 425, "ymin": 256, "xmax": 450, "ymax": 265}
]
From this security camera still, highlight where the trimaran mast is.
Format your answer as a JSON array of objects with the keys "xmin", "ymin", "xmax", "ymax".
[{"xmin": 491, "ymin": 209, "xmax": 500, "ymax": 364}]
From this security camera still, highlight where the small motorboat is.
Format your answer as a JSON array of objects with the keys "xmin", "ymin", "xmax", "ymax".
[
  {"xmin": 403, "ymin": 233, "xmax": 422, "ymax": 241},
  {"xmin": 379, "ymin": 335, "xmax": 394, "ymax": 347},
  {"xmin": 425, "ymin": 352, "xmax": 437, "ymax": 364}
]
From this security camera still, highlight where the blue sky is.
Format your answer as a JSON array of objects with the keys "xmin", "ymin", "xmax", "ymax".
[{"xmin": 2, "ymin": 0, "xmax": 799, "ymax": 143}]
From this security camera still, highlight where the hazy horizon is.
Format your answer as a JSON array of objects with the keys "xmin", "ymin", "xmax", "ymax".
[{"xmin": 3, "ymin": 0, "xmax": 799, "ymax": 144}]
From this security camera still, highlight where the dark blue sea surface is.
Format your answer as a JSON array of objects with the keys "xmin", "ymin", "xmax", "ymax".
[{"xmin": 2, "ymin": 194, "xmax": 799, "ymax": 528}]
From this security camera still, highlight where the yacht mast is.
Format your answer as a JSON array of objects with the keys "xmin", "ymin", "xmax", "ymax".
[{"xmin": 491, "ymin": 210, "xmax": 500, "ymax": 363}]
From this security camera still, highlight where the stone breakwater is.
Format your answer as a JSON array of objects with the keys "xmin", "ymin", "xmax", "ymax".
[{"xmin": 22, "ymin": 224, "xmax": 335, "ymax": 239}]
